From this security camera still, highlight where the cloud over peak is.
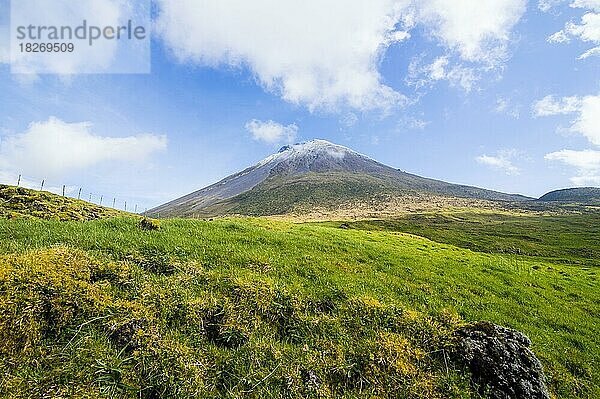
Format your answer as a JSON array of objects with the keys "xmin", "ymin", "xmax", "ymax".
[{"xmin": 245, "ymin": 119, "xmax": 298, "ymax": 145}]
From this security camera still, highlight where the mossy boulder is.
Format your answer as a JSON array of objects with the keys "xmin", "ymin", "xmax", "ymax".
[
  {"xmin": 453, "ymin": 321, "xmax": 550, "ymax": 399},
  {"xmin": 139, "ymin": 218, "xmax": 161, "ymax": 231}
]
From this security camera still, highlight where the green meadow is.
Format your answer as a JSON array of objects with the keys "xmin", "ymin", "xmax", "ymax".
[{"xmin": 0, "ymin": 211, "xmax": 598, "ymax": 398}]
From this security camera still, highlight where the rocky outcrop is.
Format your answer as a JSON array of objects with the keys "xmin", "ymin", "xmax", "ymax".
[{"xmin": 453, "ymin": 321, "xmax": 550, "ymax": 399}]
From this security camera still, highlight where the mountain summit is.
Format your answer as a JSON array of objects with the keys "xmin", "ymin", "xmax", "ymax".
[
  {"xmin": 148, "ymin": 140, "xmax": 531, "ymax": 218},
  {"xmin": 256, "ymin": 140, "xmax": 389, "ymax": 176}
]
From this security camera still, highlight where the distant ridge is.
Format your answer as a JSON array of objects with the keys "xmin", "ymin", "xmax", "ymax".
[
  {"xmin": 148, "ymin": 139, "xmax": 532, "ymax": 218},
  {"xmin": 539, "ymin": 187, "xmax": 600, "ymax": 203}
]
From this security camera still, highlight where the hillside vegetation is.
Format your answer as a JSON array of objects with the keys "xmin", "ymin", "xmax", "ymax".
[
  {"xmin": 0, "ymin": 185, "xmax": 125, "ymax": 221},
  {"xmin": 319, "ymin": 211, "xmax": 600, "ymax": 267},
  {"xmin": 538, "ymin": 187, "xmax": 600, "ymax": 203},
  {"xmin": 0, "ymin": 213, "xmax": 598, "ymax": 398},
  {"xmin": 0, "ymin": 186, "xmax": 598, "ymax": 398},
  {"xmin": 179, "ymin": 172, "xmax": 522, "ymax": 219}
]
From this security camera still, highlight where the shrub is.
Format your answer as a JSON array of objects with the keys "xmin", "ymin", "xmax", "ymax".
[{"xmin": 139, "ymin": 218, "xmax": 161, "ymax": 231}]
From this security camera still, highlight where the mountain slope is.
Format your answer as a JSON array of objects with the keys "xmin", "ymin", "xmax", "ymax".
[
  {"xmin": 539, "ymin": 187, "xmax": 600, "ymax": 203},
  {"xmin": 149, "ymin": 140, "xmax": 531, "ymax": 218}
]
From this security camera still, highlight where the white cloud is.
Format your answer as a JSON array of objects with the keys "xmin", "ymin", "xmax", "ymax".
[
  {"xmin": 495, "ymin": 97, "xmax": 521, "ymax": 118},
  {"xmin": 545, "ymin": 149, "xmax": 600, "ymax": 185},
  {"xmin": 533, "ymin": 95, "xmax": 582, "ymax": 116},
  {"xmin": 476, "ymin": 149, "xmax": 521, "ymax": 175},
  {"xmin": 538, "ymin": 0, "xmax": 564, "ymax": 12},
  {"xmin": 156, "ymin": 0, "xmax": 410, "ymax": 112},
  {"xmin": 407, "ymin": 56, "xmax": 479, "ymax": 91},
  {"xmin": 0, "ymin": 117, "xmax": 167, "ymax": 179},
  {"xmin": 245, "ymin": 119, "xmax": 298, "ymax": 145},
  {"xmin": 533, "ymin": 94, "xmax": 600, "ymax": 146},
  {"xmin": 578, "ymin": 45, "xmax": 600, "ymax": 57},
  {"xmin": 547, "ymin": 3, "xmax": 600, "ymax": 59},
  {"xmin": 156, "ymin": 0, "xmax": 526, "ymax": 112},
  {"xmin": 539, "ymin": 0, "xmax": 600, "ymax": 12},
  {"xmin": 417, "ymin": 0, "xmax": 527, "ymax": 66},
  {"xmin": 548, "ymin": 30, "xmax": 571, "ymax": 43},
  {"xmin": 564, "ymin": 12, "xmax": 600, "ymax": 42},
  {"xmin": 537, "ymin": 93, "xmax": 600, "ymax": 185},
  {"xmin": 570, "ymin": 0, "xmax": 600, "ymax": 12},
  {"xmin": 340, "ymin": 113, "xmax": 359, "ymax": 128},
  {"xmin": 428, "ymin": 56, "xmax": 450, "ymax": 80},
  {"xmin": 495, "ymin": 98, "xmax": 509, "ymax": 112},
  {"xmin": 397, "ymin": 116, "xmax": 431, "ymax": 130}
]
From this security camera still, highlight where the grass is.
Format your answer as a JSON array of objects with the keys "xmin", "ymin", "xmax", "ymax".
[
  {"xmin": 0, "ymin": 185, "xmax": 126, "ymax": 221},
  {"xmin": 0, "ymin": 215, "xmax": 598, "ymax": 398},
  {"xmin": 317, "ymin": 210, "xmax": 600, "ymax": 267}
]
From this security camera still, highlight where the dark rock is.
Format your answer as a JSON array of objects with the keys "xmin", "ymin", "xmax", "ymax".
[
  {"xmin": 339, "ymin": 223, "xmax": 351, "ymax": 229},
  {"xmin": 453, "ymin": 321, "xmax": 550, "ymax": 399}
]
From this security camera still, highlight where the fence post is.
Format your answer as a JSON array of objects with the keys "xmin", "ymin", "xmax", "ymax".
[
  {"xmin": 124, "ymin": 201, "xmax": 127, "ymax": 212},
  {"xmin": 112, "ymin": 198, "xmax": 116, "ymax": 208},
  {"xmin": 77, "ymin": 188, "xmax": 82, "ymax": 200},
  {"xmin": 40, "ymin": 180, "xmax": 44, "ymax": 191},
  {"xmin": 89, "ymin": 193, "xmax": 92, "ymax": 202},
  {"xmin": 17, "ymin": 175, "xmax": 21, "ymax": 187},
  {"xmin": 134, "ymin": 204, "xmax": 138, "ymax": 214},
  {"xmin": 62, "ymin": 185, "xmax": 65, "ymax": 197},
  {"xmin": 99, "ymin": 196, "xmax": 103, "ymax": 206}
]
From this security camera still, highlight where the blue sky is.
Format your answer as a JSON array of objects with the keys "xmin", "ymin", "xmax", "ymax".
[{"xmin": 0, "ymin": 0, "xmax": 599, "ymax": 211}]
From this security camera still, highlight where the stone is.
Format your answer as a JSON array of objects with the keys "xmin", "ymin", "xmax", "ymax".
[{"xmin": 453, "ymin": 321, "xmax": 550, "ymax": 399}]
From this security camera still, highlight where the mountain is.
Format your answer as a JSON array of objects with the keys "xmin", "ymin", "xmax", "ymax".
[
  {"xmin": 148, "ymin": 140, "xmax": 531, "ymax": 218},
  {"xmin": 539, "ymin": 187, "xmax": 600, "ymax": 203}
]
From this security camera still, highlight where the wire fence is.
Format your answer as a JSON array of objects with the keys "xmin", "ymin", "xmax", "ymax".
[{"xmin": 3, "ymin": 173, "xmax": 148, "ymax": 214}]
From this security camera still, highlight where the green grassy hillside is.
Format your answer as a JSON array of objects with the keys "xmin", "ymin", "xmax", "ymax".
[
  {"xmin": 0, "ymin": 185, "xmax": 126, "ymax": 221},
  {"xmin": 0, "ymin": 216, "xmax": 598, "ymax": 398},
  {"xmin": 319, "ymin": 211, "xmax": 600, "ymax": 267}
]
